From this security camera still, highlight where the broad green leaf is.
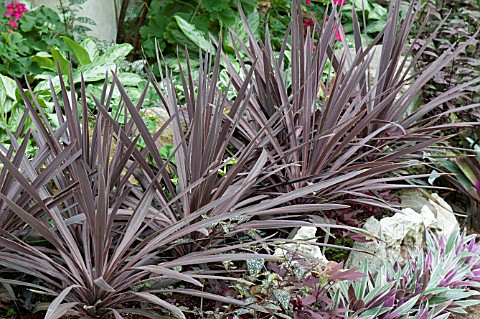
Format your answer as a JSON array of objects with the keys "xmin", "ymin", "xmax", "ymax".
[
  {"xmin": 73, "ymin": 61, "xmax": 116, "ymax": 83},
  {"xmin": 6, "ymin": 104, "xmax": 28, "ymax": 132},
  {"xmin": 98, "ymin": 43, "xmax": 132, "ymax": 63},
  {"xmin": 32, "ymin": 52, "xmax": 56, "ymax": 72},
  {"xmin": 51, "ymin": 46, "xmax": 69, "ymax": 76},
  {"xmin": 33, "ymin": 76, "xmax": 66, "ymax": 94},
  {"xmin": 0, "ymin": 75, "xmax": 17, "ymax": 115},
  {"xmin": 368, "ymin": 3, "xmax": 388, "ymax": 20},
  {"xmin": 80, "ymin": 37, "xmax": 99, "ymax": 61},
  {"xmin": 0, "ymin": 74, "xmax": 17, "ymax": 102},
  {"xmin": 365, "ymin": 20, "xmax": 387, "ymax": 34},
  {"xmin": 174, "ymin": 16, "xmax": 213, "ymax": 53},
  {"xmin": 62, "ymin": 36, "xmax": 92, "ymax": 66},
  {"xmin": 116, "ymin": 72, "xmax": 144, "ymax": 86},
  {"xmin": 160, "ymin": 145, "xmax": 176, "ymax": 164}
]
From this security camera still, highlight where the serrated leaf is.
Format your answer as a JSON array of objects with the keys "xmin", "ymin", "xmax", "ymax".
[{"xmin": 201, "ymin": 0, "xmax": 229, "ymax": 12}]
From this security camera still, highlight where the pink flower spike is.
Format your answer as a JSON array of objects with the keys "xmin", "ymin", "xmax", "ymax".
[
  {"xmin": 336, "ymin": 25, "xmax": 345, "ymax": 41},
  {"xmin": 334, "ymin": 0, "xmax": 347, "ymax": 5}
]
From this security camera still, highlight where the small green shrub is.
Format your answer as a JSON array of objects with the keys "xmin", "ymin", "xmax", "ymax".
[{"xmin": 0, "ymin": 4, "xmax": 69, "ymax": 80}]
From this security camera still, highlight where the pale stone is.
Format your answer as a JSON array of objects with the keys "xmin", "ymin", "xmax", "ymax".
[
  {"xmin": 274, "ymin": 226, "xmax": 328, "ymax": 265},
  {"xmin": 380, "ymin": 208, "xmax": 426, "ymax": 266},
  {"xmin": 345, "ymin": 217, "xmax": 387, "ymax": 276},
  {"xmin": 430, "ymin": 193, "xmax": 459, "ymax": 237},
  {"xmin": 336, "ymin": 45, "xmax": 422, "ymax": 115},
  {"xmin": 400, "ymin": 189, "xmax": 436, "ymax": 215},
  {"xmin": 347, "ymin": 193, "xmax": 459, "ymax": 276},
  {"xmin": 419, "ymin": 204, "xmax": 439, "ymax": 230}
]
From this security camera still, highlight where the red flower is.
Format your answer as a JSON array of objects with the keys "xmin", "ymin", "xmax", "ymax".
[
  {"xmin": 4, "ymin": 2, "xmax": 28, "ymax": 19},
  {"xmin": 334, "ymin": 0, "xmax": 347, "ymax": 5},
  {"xmin": 303, "ymin": 18, "xmax": 314, "ymax": 28},
  {"xmin": 4, "ymin": 1, "xmax": 28, "ymax": 31},
  {"xmin": 323, "ymin": 20, "xmax": 345, "ymax": 42},
  {"xmin": 335, "ymin": 25, "xmax": 344, "ymax": 41},
  {"xmin": 306, "ymin": 0, "xmax": 311, "ymax": 4}
]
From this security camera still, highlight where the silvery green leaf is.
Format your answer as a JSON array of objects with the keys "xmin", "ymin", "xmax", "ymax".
[
  {"xmin": 273, "ymin": 289, "xmax": 291, "ymax": 309},
  {"xmin": 246, "ymin": 258, "xmax": 264, "ymax": 277}
]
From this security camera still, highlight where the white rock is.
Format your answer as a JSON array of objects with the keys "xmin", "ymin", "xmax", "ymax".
[
  {"xmin": 345, "ymin": 217, "xmax": 386, "ymax": 276},
  {"xmin": 420, "ymin": 205, "xmax": 437, "ymax": 228},
  {"xmin": 347, "ymin": 193, "xmax": 458, "ymax": 274},
  {"xmin": 380, "ymin": 208, "xmax": 426, "ymax": 266},
  {"xmin": 430, "ymin": 193, "xmax": 459, "ymax": 237},
  {"xmin": 274, "ymin": 226, "xmax": 328, "ymax": 265}
]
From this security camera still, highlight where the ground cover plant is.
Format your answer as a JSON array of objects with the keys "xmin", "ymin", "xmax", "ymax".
[
  {"xmin": 0, "ymin": 0, "xmax": 480, "ymax": 317},
  {"xmin": 334, "ymin": 230, "xmax": 480, "ymax": 318}
]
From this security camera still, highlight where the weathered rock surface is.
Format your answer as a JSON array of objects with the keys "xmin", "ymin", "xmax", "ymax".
[
  {"xmin": 430, "ymin": 193, "xmax": 460, "ymax": 237},
  {"xmin": 346, "ymin": 193, "xmax": 459, "ymax": 274},
  {"xmin": 274, "ymin": 226, "xmax": 329, "ymax": 265},
  {"xmin": 344, "ymin": 217, "xmax": 386, "ymax": 277}
]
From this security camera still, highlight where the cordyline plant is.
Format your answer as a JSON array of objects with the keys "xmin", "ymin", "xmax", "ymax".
[
  {"xmin": 333, "ymin": 230, "xmax": 480, "ymax": 318},
  {"xmin": 218, "ymin": 0, "xmax": 480, "ymax": 230},
  {"xmin": 0, "ymin": 0, "xmax": 479, "ymax": 317},
  {"xmin": 0, "ymin": 61, "xmax": 296, "ymax": 318},
  {"xmin": 0, "ymin": 36, "xmax": 373, "ymax": 319},
  {"xmin": 0, "ymin": 64, "xmax": 273, "ymax": 318}
]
